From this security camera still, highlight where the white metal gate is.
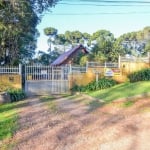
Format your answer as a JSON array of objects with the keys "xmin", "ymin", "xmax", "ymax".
[{"xmin": 24, "ymin": 65, "xmax": 70, "ymax": 95}]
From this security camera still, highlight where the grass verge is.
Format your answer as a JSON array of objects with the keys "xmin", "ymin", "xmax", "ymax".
[
  {"xmin": 88, "ymin": 81, "xmax": 150, "ymax": 103},
  {"xmin": 0, "ymin": 100, "xmax": 27, "ymax": 143},
  {"xmin": 0, "ymin": 104, "xmax": 18, "ymax": 141}
]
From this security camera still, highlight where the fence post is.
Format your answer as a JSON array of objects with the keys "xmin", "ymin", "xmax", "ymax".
[
  {"xmin": 118, "ymin": 55, "xmax": 121, "ymax": 68},
  {"xmin": 104, "ymin": 62, "xmax": 106, "ymax": 68},
  {"xmin": 86, "ymin": 61, "xmax": 88, "ymax": 72},
  {"xmin": 69, "ymin": 64, "xmax": 72, "ymax": 73},
  {"xmin": 19, "ymin": 64, "xmax": 22, "ymax": 75},
  {"xmin": 21, "ymin": 64, "xmax": 25, "ymax": 91},
  {"xmin": 148, "ymin": 52, "xmax": 150, "ymax": 67}
]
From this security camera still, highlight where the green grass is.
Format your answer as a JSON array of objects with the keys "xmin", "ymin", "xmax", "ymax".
[
  {"xmin": 88, "ymin": 81, "xmax": 150, "ymax": 103},
  {"xmin": 0, "ymin": 101, "xmax": 26, "ymax": 140}
]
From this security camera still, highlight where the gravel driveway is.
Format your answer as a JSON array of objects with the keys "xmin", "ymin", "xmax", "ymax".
[{"xmin": 2, "ymin": 95, "xmax": 150, "ymax": 150}]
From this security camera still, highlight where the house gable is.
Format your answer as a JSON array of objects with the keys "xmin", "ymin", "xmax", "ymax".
[{"xmin": 51, "ymin": 44, "xmax": 88, "ymax": 66}]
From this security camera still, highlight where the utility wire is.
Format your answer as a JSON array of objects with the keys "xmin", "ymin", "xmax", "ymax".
[
  {"xmin": 44, "ymin": 11, "xmax": 150, "ymax": 15},
  {"xmin": 52, "ymin": 0, "xmax": 150, "ymax": 16},
  {"xmin": 58, "ymin": 2, "xmax": 150, "ymax": 6},
  {"xmin": 62, "ymin": 0, "xmax": 150, "ymax": 3}
]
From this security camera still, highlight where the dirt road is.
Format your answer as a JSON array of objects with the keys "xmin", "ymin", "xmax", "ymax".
[{"xmin": 3, "ymin": 95, "xmax": 150, "ymax": 150}]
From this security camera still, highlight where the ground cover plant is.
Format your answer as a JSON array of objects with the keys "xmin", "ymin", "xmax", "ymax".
[
  {"xmin": 71, "ymin": 78, "xmax": 117, "ymax": 92},
  {"xmin": 7, "ymin": 89, "xmax": 26, "ymax": 102},
  {"xmin": 128, "ymin": 68, "xmax": 150, "ymax": 82}
]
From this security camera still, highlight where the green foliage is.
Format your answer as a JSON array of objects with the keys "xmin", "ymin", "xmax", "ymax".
[
  {"xmin": 71, "ymin": 78, "xmax": 117, "ymax": 92},
  {"xmin": 79, "ymin": 55, "xmax": 89, "ymax": 66},
  {"xmin": 128, "ymin": 68, "xmax": 150, "ymax": 82},
  {"xmin": 90, "ymin": 31, "xmax": 115, "ymax": 62},
  {"xmin": 44, "ymin": 27, "xmax": 58, "ymax": 36},
  {"xmin": 42, "ymin": 26, "xmax": 150, "ymax": 64},
  {"xmin": 0, "ymin": 0, "xmax": 59, "ymax": 65},
  {"xmin": 91, "ymin": 29, "xmax": 114, "ymax": 41},
  {"xmin": 7, "ymin": 89, "xmax": 26, "ymax": 102},
  {"xmin": 144, "ymin": 40, "xmax": 150, "ymax": 53}
]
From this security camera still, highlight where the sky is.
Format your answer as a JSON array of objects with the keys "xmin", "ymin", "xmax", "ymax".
[{"xmin": 36, "ymin": 0, "xmax": 150, "ymax": 52}]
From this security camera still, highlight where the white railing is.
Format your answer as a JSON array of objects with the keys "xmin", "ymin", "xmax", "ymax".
[
  {"xmin": 139, "ymin": 57, "xmax": 149, "ymax": 63},
  {"xmin": 120, "ymin": 57, "xmax": 149, "ymax": 63},
  {"xmin": 0, "ymin": 65, "xmax": 20, "ymax": 74},
  {"xmin": 70, "ymin": 66, "xmax": 87, "ymax": 73},
  {"xmin": 25, "ymin": 65, "xmax": 69, "ymax": 81},
  {"xmin": 87, "ymin": 62, "xmax": 119, "ymax": 68}
]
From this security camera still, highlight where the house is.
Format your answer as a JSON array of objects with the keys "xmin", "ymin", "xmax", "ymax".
[{"xmin": 51, "ymin": 44, "xmax": 88, "ymax": 66}]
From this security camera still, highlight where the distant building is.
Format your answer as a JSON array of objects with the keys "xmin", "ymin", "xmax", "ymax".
[{"xmin": 51, "ymin": 44, "xmax": 88, "ymax": 66}]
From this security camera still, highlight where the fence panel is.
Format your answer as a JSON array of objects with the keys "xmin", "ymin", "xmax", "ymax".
[
  {"xmin": 24, "ymin": 65, "xmax": 70, "ymax": 95},
  {"xmin": 87, "ymin": 62, "xmax": 119, "ymax": 68},
  {"xmin": 71, "ymin": 66, "xmax": 87, "ymax": 73}
]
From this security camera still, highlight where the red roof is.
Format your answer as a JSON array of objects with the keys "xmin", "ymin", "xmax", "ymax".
[{"xmin": 51, "ymin": 44, "xmax": 88, "ymax": 66}]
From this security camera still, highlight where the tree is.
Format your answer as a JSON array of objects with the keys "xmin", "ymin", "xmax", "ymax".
[
  {"xmin": 54, "ymin": 34, "xmax": 69, "ymax": 52},
  {"xmin": 64, "ymin": 30, "xmax": 83, "ymax": 46},
  {"xmin": 44, "ymin": 27, "xmax": 58, "ymax": 52},
  {"xmin": 91, "ymin": 30, "xmax": 114, "ymax": 42},
  {"xmin": 82, "ymin": 32, "xmax": 91, "ymax": 46},
  {"xmin": 35, "ymin": 49, "xmax": 61, "ymax": 65},
  {"xmin": 110, "ymin": 39, "xmax": 126, "ymax": 62},
  {"xmin": 145, "ymin": 40, "xmax": 150, "ymax": 54},
  {"xmin": 89, "ymin": 30, "xmax": 115, "ymax": 62},
  {"xmin": 0, "ymin": 0, "xmax": 59, "ymax": 65}
]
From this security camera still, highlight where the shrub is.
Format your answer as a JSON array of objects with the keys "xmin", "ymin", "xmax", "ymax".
[
  {"xmin": 128, "ymin": 68, "xmax": 150, "ymax": 82},
  {"xmin": 7, "ymin": 89, "xmax": 26, "ymax": 102},
  {"xmin": 71, "ymin": 78, "xmax": 117, "ymax": 92}
]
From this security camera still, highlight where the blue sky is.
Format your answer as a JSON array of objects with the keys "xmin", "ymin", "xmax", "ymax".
[{"xmin": 36, "ymin": 0, "xmax": 150, "ymax": 52}]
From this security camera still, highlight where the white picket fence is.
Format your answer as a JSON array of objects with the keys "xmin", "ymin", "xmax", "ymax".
[
  {"xmin": 120, "ymin": 56, "xmax": 149, "ymax": 63},
  {"xmin": 87, "ymin": 62, "xmax": 119, "ymax": 68},
  {"xmin": 0, "ymin": 65, "xmax": 21, "ymax": 74}
]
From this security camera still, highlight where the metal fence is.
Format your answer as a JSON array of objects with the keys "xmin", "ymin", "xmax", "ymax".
[
  {"xmin": 87, "ymin": 62, "xmax": 119, "ymax": 68},
  {"xmin": 120, "ymin": 56, "xmax": 150, "ymax": 63},
  {"xmin": 70, "ymin": 66, "xmax": 87, "ymax": 73},
  {"xmin": 24, "ymin": 65, "xmax": 70, "ymax": 94},
  {"xmin": 25, "ymin": 65, "xmax": 70, "ymax": 81},
  {"xmin": 0, "ymin": 65, "xmax": 21, "ymax": 74}
]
